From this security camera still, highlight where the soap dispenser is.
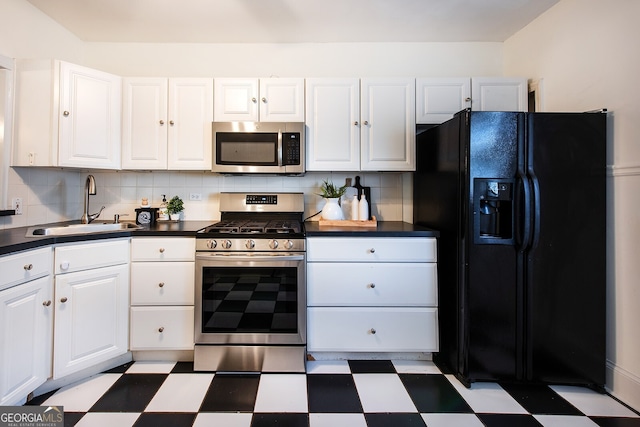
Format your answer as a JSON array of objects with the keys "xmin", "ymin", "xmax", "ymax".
[{"xmin": 159, "ymin": 194, "xmax": 169, "ymax": 220}]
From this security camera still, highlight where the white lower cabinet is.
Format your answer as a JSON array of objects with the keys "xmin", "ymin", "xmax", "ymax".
[
  {"xmin": 129, "ymin": 237, "xmax": 195, "ymax": 351},
  {"xmin": 53, "ymin": 239, "xmax": 130, "ymax": 379},
  {"xmin": 0, "ymin": 275, "xmax": 52, "ymax": 405},
  {"xmin": 306, "ymin": 236, "xmax": 438, "ymax": 353}
]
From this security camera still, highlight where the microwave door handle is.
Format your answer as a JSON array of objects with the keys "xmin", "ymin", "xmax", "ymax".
[{"xmin": 277, "ymin": 129, "xmax": 283, "ymax": 167}]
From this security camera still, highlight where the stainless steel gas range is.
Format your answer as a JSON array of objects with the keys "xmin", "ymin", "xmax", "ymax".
[{"xmin": 194, "ymin": 192, "xmax": 306, "ymax": 372}]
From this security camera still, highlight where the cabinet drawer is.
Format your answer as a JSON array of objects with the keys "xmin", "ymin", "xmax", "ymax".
[
  {"xmin": 307, "ymin": 237, "xmax": 436, "ymax": 262},
  {"xmin": 55, "ymin": 239, "xmax": 129, "ymax": 274},
  {"xmin": 0, "ymin": 247, "xmax": 52, "ymax": 292},
  {"xmin": 130, "ymin": 306, "xmax": 194, "ymax": 350},
  {"xmin": 307, "ymin": 307, "xmax": 438, "ymax": 352},
  {"xmin": 307, "ymin": 263, "xmax": 436, "ymax": 306},
  {"xmin": 131, "ymin": 237, "xmax": 195, "ymax": 262},
  {"xmin": 131, "ymin": 262, "xmax": 195, "ymax": 305}
]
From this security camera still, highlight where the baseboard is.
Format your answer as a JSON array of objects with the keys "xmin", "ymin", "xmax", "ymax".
[
  {"xmin": 606, "ymin": 361, "xmax": 640, "ymax": 412},
  {"xmin": 132, "ymin": 350, "xmax": 194, "ymax": 362}
]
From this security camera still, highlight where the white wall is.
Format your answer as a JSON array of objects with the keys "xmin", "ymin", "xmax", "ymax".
[{"xmin": 504, "ymin": 0, "xmax": 640, "ymax": 410}]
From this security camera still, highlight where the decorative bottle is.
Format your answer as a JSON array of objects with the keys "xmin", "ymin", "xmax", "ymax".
[
  {"xmin": 351, "ymin": 195, "xmax": 359, "ymax": 220},
  {"xmin": 358, "ymin": 191, "xmax": 369, "ymax": 221}
]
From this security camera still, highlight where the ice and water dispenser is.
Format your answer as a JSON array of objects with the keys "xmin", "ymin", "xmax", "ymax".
[{"xmin": 474, "ymin": 179, "xmax": 514, "ymax": 244}]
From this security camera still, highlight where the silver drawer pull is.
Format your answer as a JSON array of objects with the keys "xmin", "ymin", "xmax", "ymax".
[
  {"xmin": 42, "ymin": 300, "xmax": 51, "ymax": 307},
  {"xmin": 368, "ymin": 283, "xmax": 376, "ymax": 289},
  {"xmin": 24, "ymin": 263, "xmax": 33, "ymax": 271},
  {"xmin": 60, "ymin": 297, "xmax": 68, "ymax": 303},
  {"xmin": 158, "ymin": 282, "xmax": 165, "ymax": 288},
  {"xmin": 368, "ymin": 248, "xmax": 375, "ymax": 254},
  {"xmin": 369, "ymin": 328, "xmax": 377, "ymax": 334},
  {"xmin": 158, "ymin": 327, "xmax": 164, "ymax": 333},
  {"xmin": 159, "ymin": 248, "xmax": 165, "ymax": 253}
]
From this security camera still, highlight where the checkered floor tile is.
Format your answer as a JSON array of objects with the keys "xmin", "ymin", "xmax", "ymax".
[{"xmin": 25, "ymin": 360, "xmax": 640, "ymax": 427}]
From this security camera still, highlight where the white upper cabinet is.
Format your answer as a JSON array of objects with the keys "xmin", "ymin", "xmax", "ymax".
[
  {"xmin": 306, "ymin": 78, "xmax": 361, "ymax": 171},
  {"xmin": 416, "ymin": 77, "xmax": 471, "ymax": 124},
  {"xmin": 416, "ymin": 77, "xmax": 528, "ymax": 124},
  {"xmin": 360, "ymin": 78, "xmax": 416, "ymax": 171},
  {"xmin": 214, "ymin": 78, "xmax": 304, "ymax": 122},
  {"xmin": 13, "ymin": 60, "xmax": 121, "ymax": 169},
  {"xmin": 122, "ymin": 77, "xmax": 213, "ymax": 170},
  {"xmin": 471, "ymin": 77, "xmax": 528, "ymax": 112},
  {"xmin": 306, "ymin": 77, "xmax": 415, "ymax": 172}
]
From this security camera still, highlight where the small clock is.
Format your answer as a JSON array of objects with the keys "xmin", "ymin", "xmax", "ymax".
[{"xmin": 135, "ymin": 207, "xmax": 158, "ymax": 226}]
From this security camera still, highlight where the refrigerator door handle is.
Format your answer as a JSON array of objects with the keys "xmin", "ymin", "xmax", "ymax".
[
  {"xmin": 518, "ymin": 174, "xmax": 533, "ymax": 251},
  {"xmin": 529, "ymin": 172, "xmax": 541, "ymax": 250}
]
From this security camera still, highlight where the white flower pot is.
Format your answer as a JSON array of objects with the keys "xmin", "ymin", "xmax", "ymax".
[
  {"xmin": 321, "ymin": 198, "xmax": 344, "ymax": 220},
  {"xmin": 170, "ymin": 213, "xmax": 181, "ymax": 221}
]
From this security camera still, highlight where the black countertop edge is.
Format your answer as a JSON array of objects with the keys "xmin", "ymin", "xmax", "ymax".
[
  {"xmin": 0, "ymin": 220, "xmax": 213, "ymax": 256},
  {"xmin": 304, "ymin": 220, "xmax": 439, "ymax": 237},
  {"xmin": 0, "ymin": 210, "xmax": 16, "ymax": 217}
]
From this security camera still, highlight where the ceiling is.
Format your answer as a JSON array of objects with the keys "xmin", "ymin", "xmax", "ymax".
[{"xmin": 26, "ymin": 0, "xmax": 560, "ymax": 44}]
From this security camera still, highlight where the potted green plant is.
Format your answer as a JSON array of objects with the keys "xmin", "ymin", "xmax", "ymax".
[
  {"xmin": 166, "ymin": 195, "xmax": 184, "ymax": 220},
  {"xmin": 318, "ymin": 179, "xmax": 346, "ymax": 220}
]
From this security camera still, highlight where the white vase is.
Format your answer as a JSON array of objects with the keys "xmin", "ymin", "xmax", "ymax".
[{"xmin": 321, "ymin": 198, "xmax": 344, "ymax": 220}]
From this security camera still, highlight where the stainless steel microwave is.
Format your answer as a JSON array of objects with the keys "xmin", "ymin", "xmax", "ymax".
[{"xmin": 212, "ymin": 122, "xmax": 305, "ymax": 174}]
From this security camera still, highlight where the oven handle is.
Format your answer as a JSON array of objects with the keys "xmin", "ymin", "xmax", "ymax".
[{"xmin": 196, "ymin": 253, "xmax": 305, "ymax": 262}]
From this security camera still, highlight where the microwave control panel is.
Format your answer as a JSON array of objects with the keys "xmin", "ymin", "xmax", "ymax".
[{"xmin": 282, "ymin": 133, "xmax": 301, "ymax": 165}]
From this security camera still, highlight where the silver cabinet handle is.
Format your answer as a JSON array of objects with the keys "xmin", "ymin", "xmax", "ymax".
[
  {"xmin": 158, "ymin": 327, "xmax": 164, "ymax": 333},
  {"xmin": 63, "ymin": 111, "xmax": 70, "ymax": 116},
  {"xmin": 363, "ymin": 120, "xmax": 369, "ymax": 125},
  {"xmin": 251, "ymin": 97, "xmax": 257, "ymax": 103},
  {"xmin": 159, "ymin": 248, "xmax": 165, "ymax": 253},
  {"xmin": 24, "ymin": 263, "xmax": 33, "ymax": 271},
  {"xmin": 159, "ymin": 120, "xmax": 165, "ymax": 125},
  {"xmin": 465, "ymin": 97, "xmax": 472, "ymax": 102},
  {"xmin": 262, "ymin": 97, "xmax": 267, "ymax": 103},
  {"xmin": 369, "ymin": 328, "xmax": 376, "ymax": 334},
  {"xmin": 42, "ymin": 300, "xmax": 51, "ymax": 307},
  {"xmin": 368, "ymin": 283, "xmax": 376, "ymax": 289},
  {"xmin": 60, "ymin": 297, "xmax": 68, "ymax": 303},
  {"xmin": 354, "ymin": 121, "xmax": 359, "ymax": 126},
  {"xmin": 158, "ymin": 282, "xmax": 165, "ymax": 288},
  {"xmin": 369, "ymin": 248, "xmax": 376, "ymax": 254},
  {"xmin": 169, "ymin": 120, "xmax": 174, "ymax": 125}
]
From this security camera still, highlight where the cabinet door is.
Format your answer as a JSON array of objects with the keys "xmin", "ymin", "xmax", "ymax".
[
  {"xmin": 305, "ymin": 78, "xmax": 360, "ymax": 171},
  {"xmin": 58, "ymin": 61, "xmax": 122, "ymax": 169},
  {"xmin": 53, "ymin": 263, "xmax": 129, "ymax": 379},
  {"xmin": 360, "ymin": 78, "xmax": 416, "ymax": 171},
  {"xmin": 416, "ymin": 77, "xmax": 471, "ymax": 124},
  {"xmin": 471, "ymin": 77, "xmax": 528, "ymax": 112},
  {"xmin": 0, "ymin": 276, "xmax": 53, "ymax": 405},
  {"xmin": 167, "ymin": 78, "xmax": 213, "ymax": 170},
  {"xmin": 122, "ymin": 78, "xmax": 168, "ymax": 169},
  {"xmin": 259, "ymin": 78, "xmax": 305, "ymax": 122},
  {"xmin": 214, "ymin": 78, "xmax": 258, "ymax": 122}
]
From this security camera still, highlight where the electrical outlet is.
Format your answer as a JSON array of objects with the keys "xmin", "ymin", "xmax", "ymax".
[
  {"xmin": 189, "ymin": 193, "xmax": 202, "ymax": 201},
  {"xmin": 12, "ymin": 197, "xmax": 22, "ymax": 215}
]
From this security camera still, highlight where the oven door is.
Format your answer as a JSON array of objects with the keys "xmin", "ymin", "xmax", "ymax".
[{"xmin": 195, "ymin": 252, "xmax": 306, "ymax": 345}]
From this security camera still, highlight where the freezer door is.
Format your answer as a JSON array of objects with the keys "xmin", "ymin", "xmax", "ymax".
[
  {"xmin": 525, "ymin": 112, "xmax": 606, "ymax": 387},
  {"xmin": 462, "ymin": 111, "xmax": 525, "ymax": 384}
]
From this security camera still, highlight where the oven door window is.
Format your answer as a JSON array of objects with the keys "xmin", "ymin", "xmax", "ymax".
[
  {"xmin": 216, "ymin": 133, "xmax": 278, "ymax": 166},
  {"xmin": 202, "ymin": 266, "xmax": 298, "ymax": 333}
]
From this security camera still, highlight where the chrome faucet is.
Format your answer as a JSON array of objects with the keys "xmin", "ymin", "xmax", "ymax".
[{"xmin": 81, "ymin": 175, "xmax": 105, "ymax": 224}]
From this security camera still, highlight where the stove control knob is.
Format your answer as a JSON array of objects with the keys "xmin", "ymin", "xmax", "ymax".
[
  {"xmin": 206, "ymin": 240, "xmax": 217, "ymax": 249},
  {"xmin": 269, "ymin": 239, "xmax": 279, "ymax": 249},
  {"xmin": 245, "ymin": 239, "xmax": 255, "ymax": 249},
  {"xmin": 283, "ymin": 240, "xmax": 294, "ymax": 250},
  {"xmin": 221, "ymin": 240, "xmax": 232, "ymax": 249}
]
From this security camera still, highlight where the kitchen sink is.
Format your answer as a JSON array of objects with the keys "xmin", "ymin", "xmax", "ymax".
[{"xmin": 25, "ymin": 222, "xmax": 142, "ymax": 237}]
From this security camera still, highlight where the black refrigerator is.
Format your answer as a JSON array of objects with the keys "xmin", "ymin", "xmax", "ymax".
[{"xmin": 414, "ymin": 109, "xmax": 606, "ymax": 389}]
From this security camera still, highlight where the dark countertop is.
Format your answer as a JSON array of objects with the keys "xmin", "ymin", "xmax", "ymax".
[
  {"xmin": 304, "ymin": 221, "xmax": 439, "ymax": 237},
  {"xmin": 0, "ymin": 220, "xmax": 213, "ymax": 256}
]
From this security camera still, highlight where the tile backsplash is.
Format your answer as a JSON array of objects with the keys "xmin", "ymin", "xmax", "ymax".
[{"xmin": 1, "ymin": 167, "xmax": 407, "ymax": 229}]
